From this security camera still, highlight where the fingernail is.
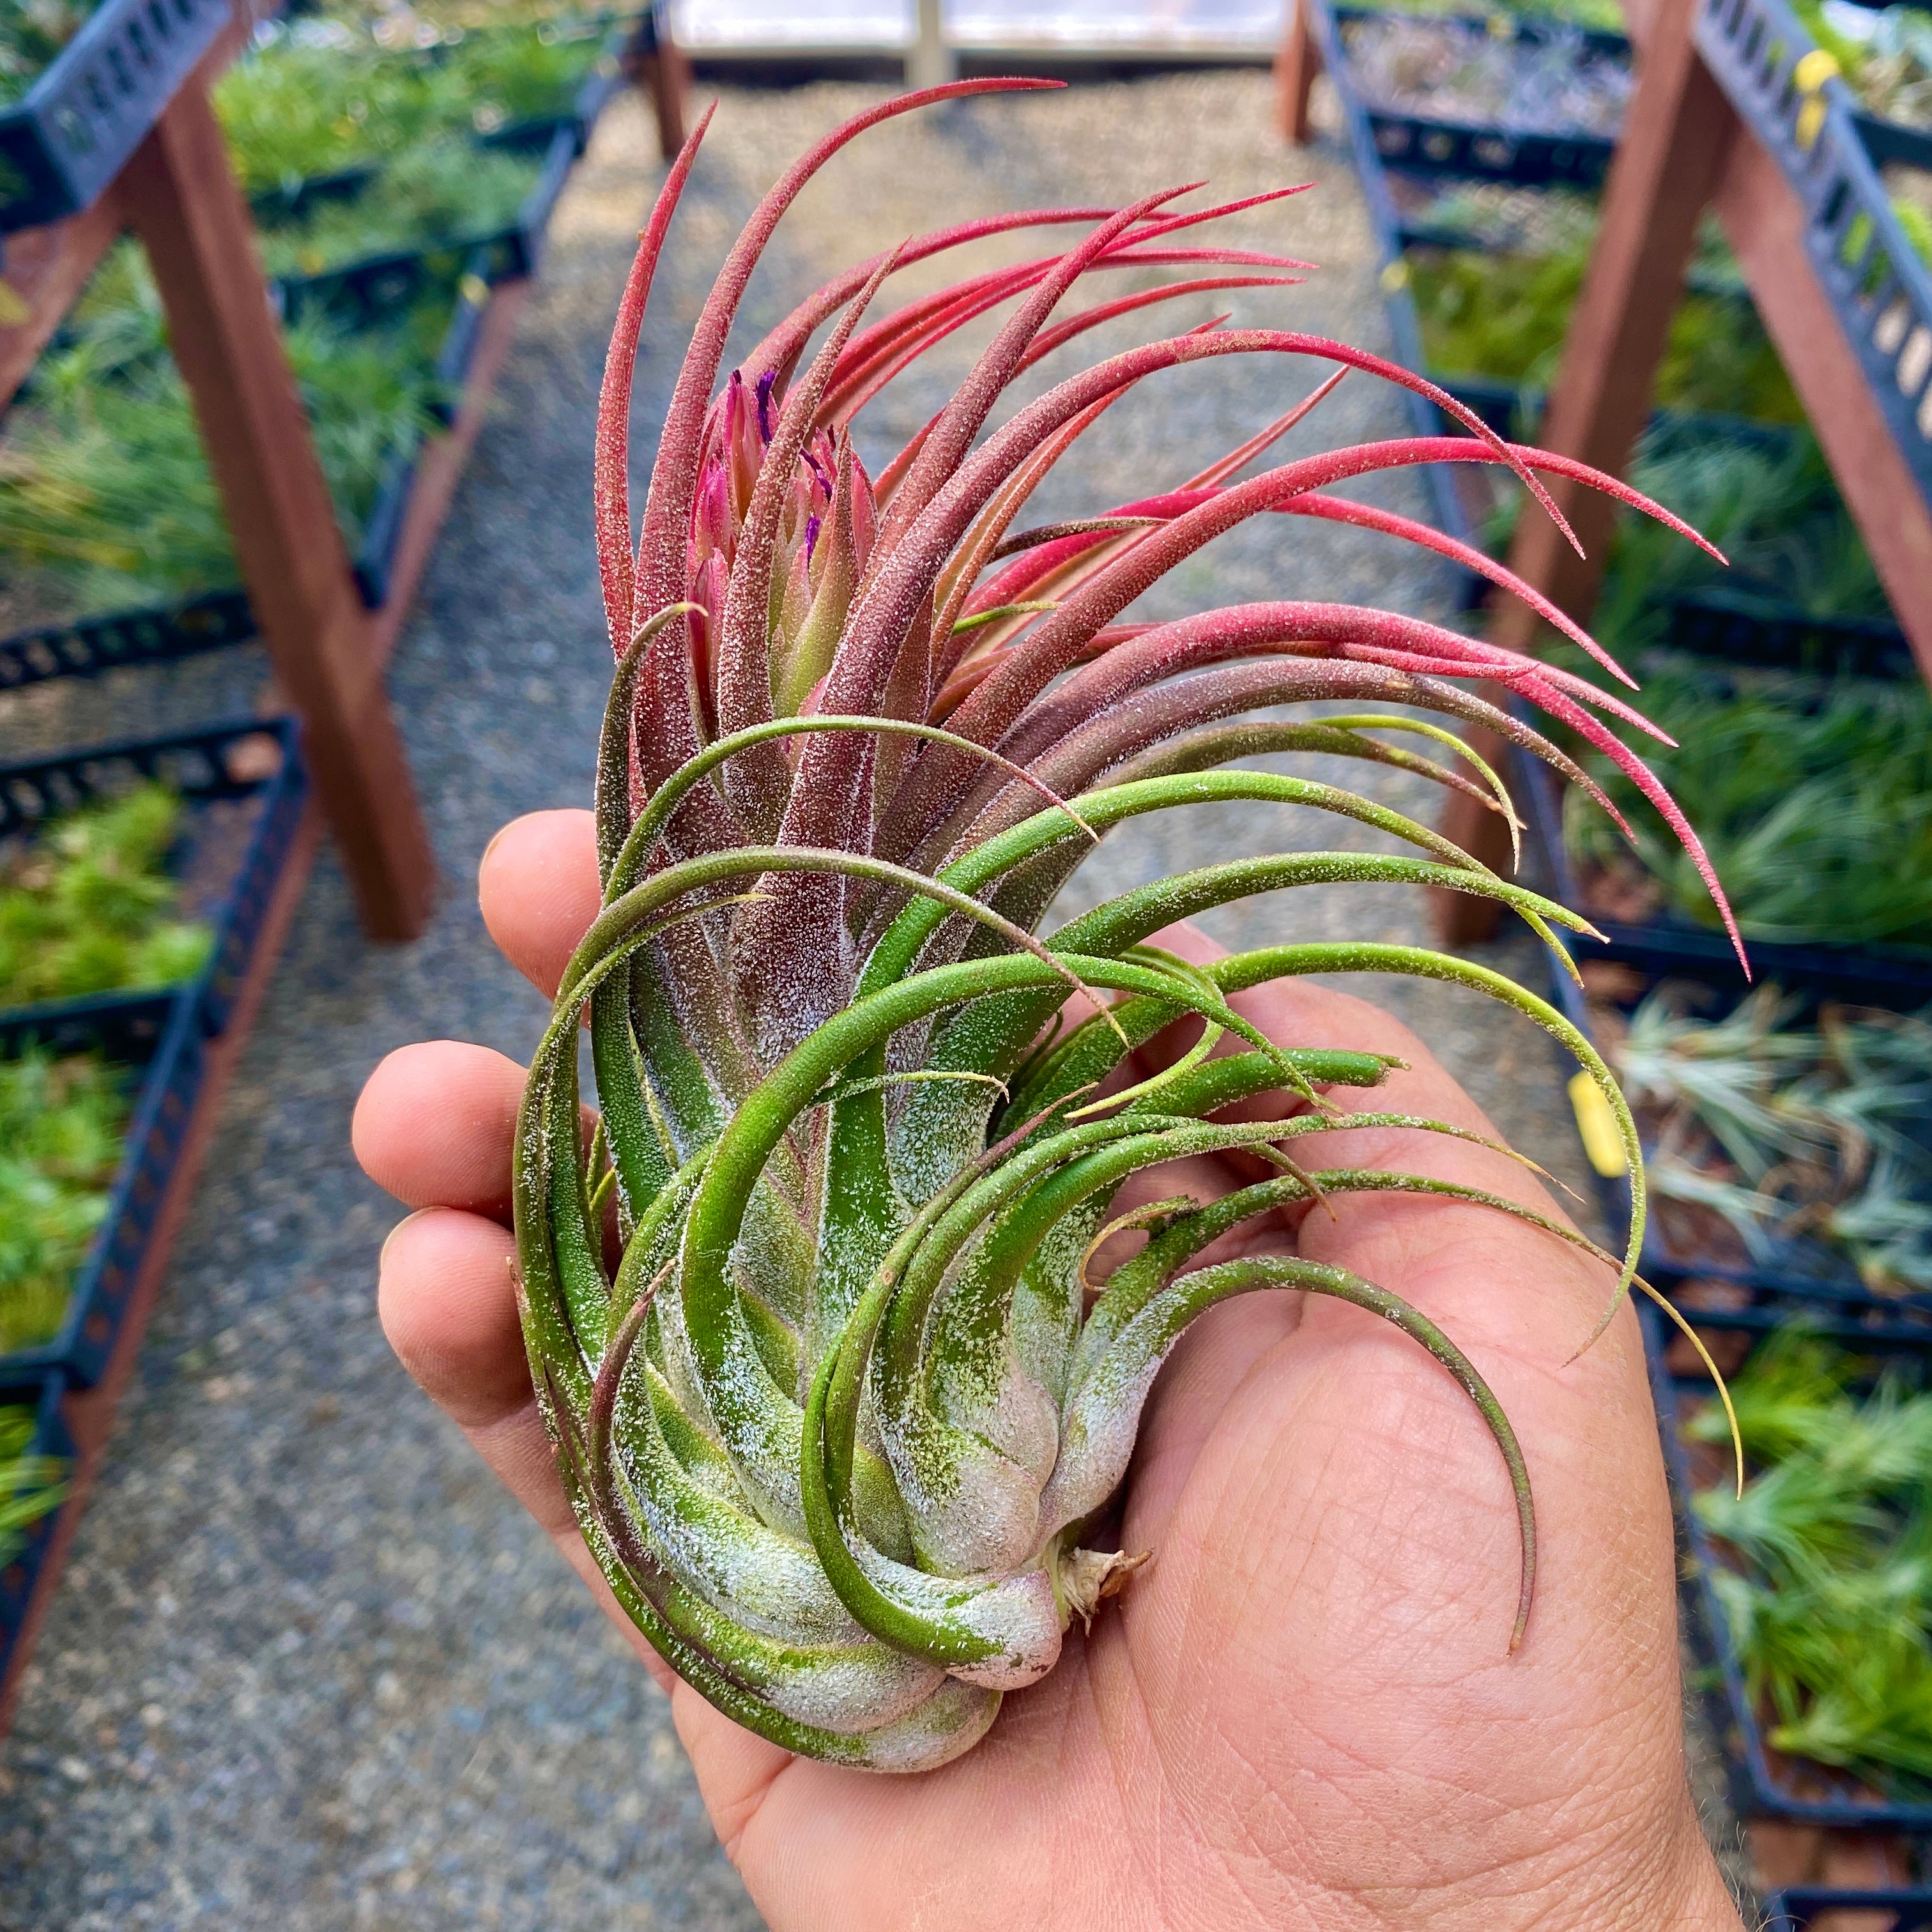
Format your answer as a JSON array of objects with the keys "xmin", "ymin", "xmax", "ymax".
[
  {"xmin": 479, "ymin": 823, "xmax": 511, "ymax": 877},
  {"xmin": 380, "ymin": 1207, "xmax": 435, "ymax": 1268}
]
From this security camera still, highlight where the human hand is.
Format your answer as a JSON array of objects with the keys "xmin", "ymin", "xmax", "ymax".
[{"xmin": 353, "ymin": 806, "xmax": 1742, "ymax": 1932}]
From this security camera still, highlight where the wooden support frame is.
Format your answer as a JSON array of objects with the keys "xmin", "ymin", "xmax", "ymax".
[
  {"xmin": 1276, "ymin": 0, "xmax": 1320, "ymax": 145},
  {"xmin": 118, "ymin": 83, "xmax": 436, "ymax": 940},
  {"xmin": 1430, "ymin": 0, "xmax": 1735, "ymax": 937},
  {"xmin": 1392, "ymin": 0, "xmax": 1932, "ymax": 942},
  {"xmin": 0, "ymin": 1, "xmax": 438, "ymax": 940},
  {"xmin": 622, "ymin": 3, "xmax": 689, "ymax": 162}
]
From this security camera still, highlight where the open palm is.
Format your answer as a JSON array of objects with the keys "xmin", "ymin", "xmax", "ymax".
[{"xmin": 354, "ymin": 808, "xmax": 1740, "ymax": 1932}]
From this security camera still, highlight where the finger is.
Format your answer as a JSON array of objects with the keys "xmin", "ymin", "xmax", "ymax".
[
  {"xmin": 379, "ymin": 1206, "xmax": 559, "ymax": 1488},
  {"xmin": 354, "ymin": 1040, "xmax": 528, "ymax": 1223},
  {"xmin": 479, "ymin": 808, "xmax": 602, "ymax": 999},
  {"xmin": 377, "ymin": 1204, "xmax": 679, "ymax": 1694}
]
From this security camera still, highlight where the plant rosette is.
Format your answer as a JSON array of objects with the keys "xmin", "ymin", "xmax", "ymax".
[{"xmin": 512, "ymin": 86, "xmax": 1742, "ymax": 1771}]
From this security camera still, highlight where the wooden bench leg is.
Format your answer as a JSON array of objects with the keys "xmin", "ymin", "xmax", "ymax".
[
  {"xmin": 1275, "ymin": 0, "xmax": 1321, "ymax": 146},
  {"xmin": 644, "ymin": 14, "xmax": 688, "ymax": 162},
  {"xmin": 1430, "ymin": 0, "xmax": 1730, "ymax": 946},
  {"xmin": 118, "ymin": 84, "xmax": 436, "ymax": 942}
]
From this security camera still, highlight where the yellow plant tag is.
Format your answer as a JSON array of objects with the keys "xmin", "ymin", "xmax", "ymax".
[
  {"xmin": 1793, "ymin": 49, "xmax": 1839, "ymax": 149},
  {"xmin": 1568, "ymin": 1071, "xmax": 1628, "ymax": 1178},
  {"xmin": 1793, "ymin": 48, "xmax": 1840, "ymax": 92}
]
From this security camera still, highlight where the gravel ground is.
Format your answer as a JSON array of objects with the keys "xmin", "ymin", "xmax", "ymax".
[{"xmin": 0, "ymin": 71, "xmax": 1742, "ymax": 1926}]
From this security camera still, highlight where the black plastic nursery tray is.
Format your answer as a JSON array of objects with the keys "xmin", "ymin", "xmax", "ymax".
[
  {"xmin": 482, "ymin": 14, "xmax": 629, "ymax": 157},
  {"xmin": 0, "ymin": 714, "xmax": 308, "ymax": 1036},
  {"xmin": 1694, "ymin": 0, "xmax": 1932, "ymax": 521},
  {"xmin": 1767, "ymin": 1892, "xmax": 1932, "ymax": 1931},
  {"xmin": 0, "ymin": 0, "xmax": 232, "ymax": 233},
  {"xmin": 0, "ymin": 989, "xmax": 202, "ymax": 1386},
  {"xmin": 0, "ymin": 587, "xmax": 254, "ymax": 691},
  {"xmin": 1660, "ymin": 592, "xmax": 1916, "ymax": 680},
  {"xmin": 0, "ymin": 1374, "xmax": 72, "ymax": 1697},
  {"xmin": 351, "ymin": 250, "xmax": 496, "ymax": 608},
  {"xmin": 1646, "ymin": 1294, "xmax": 1932, "ymax": 1827},
  {"xmin": 1326, "ymin": 4, "xmax": 1625, "ymax": 188}
]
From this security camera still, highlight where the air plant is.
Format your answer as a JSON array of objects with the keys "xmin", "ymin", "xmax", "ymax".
[
  {"xmin": 0, "ymin": 1048, "xmax": 128, "ymax": 1356},
  {"xmin": 1608, "ymin": 985, "xmax": 1932, "ymax": 1292},
  {"xmin": 1339, "ymin": 10, "xmax": 1632, "ymax": 135},
  {"xmin": 0, "ymin": 1403, "xmax": 66, "ymax": 1568},
  {"xmin": 1689, "ymin": 1327, "xmax": 1932, "ymax": 1792},
  {"xmin": 514, "ymin": 86, "xmax": 1738, "ymax": 1771},
  {"xmin": 0, "ymin": 783, "xmax": 211, "ymax": 1010}
]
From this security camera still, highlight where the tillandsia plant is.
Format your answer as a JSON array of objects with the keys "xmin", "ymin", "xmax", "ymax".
[
  {"xmin": 1609, "ymin": 984, "xmax": 1932, "ymax": 1293},
  {"xmin": 515, "ymin": 83, "xmax": 1743, "ymax": 1772}
]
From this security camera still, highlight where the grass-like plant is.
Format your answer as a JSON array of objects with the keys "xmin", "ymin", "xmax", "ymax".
[
  {"xmin": 254, "ymin": 139, "xmax": 542, "ymax": 283},
  {"xmin": 0, "ymin": 247, "xmax": 450, "ymax": 611},
  {"xmin": 325, "ymin": 0, "xmax": 610, "ymax": 31},
  {"xmin": 1586, "ymin": 424, "xmax": 1890, "ymax": 651},
  {"xmin": 215, "ymin": 17, "xmax": 600, "ymax": 194},
  {"xmin": 0, "ymin": 1047, "xmax": 129, "ymax": 1356},
  {"xmin": 0, "ymin": 783, "xmax": 211, "ymax": 1010},
  {"xmin": 1407, "ymin": 243, "xmax": 1803, "ymax": 423},
  {"xmin": 0, "ymin": 0, "xmax": 92, "ymax": 107},
  {"xmin": 1611, "ymin": 985, "xmax": 1932, "ymax": 1292},
  {"xmin": 0, "ymin": 1402, "xmax": 67, "ymax": 1567},
  {"xmin": 1562, "ymin": 663, "xmax": 1932, "ymax": 947},
  {"xmin": 1689, "ymin": 1326, "xmax": 1932, "ymax": 1791},
  {"xmin": 516, "ymin": 86, "xmax": 1740, "ymax": 1770}
]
